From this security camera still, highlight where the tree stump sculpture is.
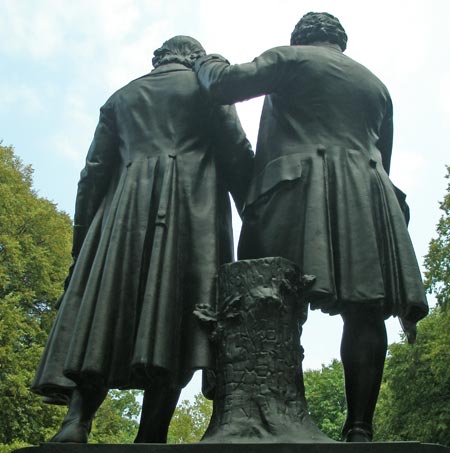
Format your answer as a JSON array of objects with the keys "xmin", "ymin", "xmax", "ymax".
[{"xmin": 196, "ymin": 257, "xmax": 332, "ymax": 443}]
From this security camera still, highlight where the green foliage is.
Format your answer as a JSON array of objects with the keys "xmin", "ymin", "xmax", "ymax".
[
  {"xmin": 304, "ymin": 359, "xmax": 346, "ymax": 441},
  {"xmin": 0, "ymin": 144, "xmax": 73, "ymax": 316},
  {"xmin": 167, "ymin": 393, "xmax": 212, "ymax": 443},
  {"xmin": 90, "ymin": 390, "xmax": 141, "ymax": 444},
  {"xmin": 374, "ymin": 166, "xmax": 450, "ymax": 446},
  {"xmin": 0, "ymin": 144, "xmax": 141, "ymax": 448},
  {"xmin": 0, "ymin": 294, "xmax": 67, "ymax": 445},
  {"xmin": 0, "ymin": 144, "xmax": 72, "ymax": 446},
  {"xmin": 0, "ymin": 441, "xmax": 29, "ymax": 453},
  {"xmin": 424, "ymin": 166, "xmax": 450, "ymax": 309},
  {"xmin": 374, "ymin": 308, "xmax": 450, "ymax": 445}
]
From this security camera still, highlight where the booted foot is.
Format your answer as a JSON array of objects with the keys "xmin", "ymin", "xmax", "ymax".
[
  {"xmin": 134, "ymin": 430, "xmax": 168, "ymax": 443},
  {"xmin": 344, "ymin": 427, "xmax": 372, "ymax": 442},
  {"xmin": 49, "ymin": 419, "xmax": 90, "ymax": 443}
]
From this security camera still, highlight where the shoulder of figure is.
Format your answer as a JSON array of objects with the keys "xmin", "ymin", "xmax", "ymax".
[{"xmin": 255, "ymin": 45, "xmax": 317, "ymax": 64}]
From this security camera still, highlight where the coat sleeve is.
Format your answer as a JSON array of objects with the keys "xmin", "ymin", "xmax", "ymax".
[
  {"xmin": 72, "ymin": 100, "xmax": 119, "ymax": 257},
  {"xmin": 208, "ymin": 104, "xmax": 254, "ymax": 215},
  {"xmin": 376, "ymin": 95, "xmax": 393, "ymax": 175},
  {"xmin": 195, "ymin": 49, "xmax": 288, "ymax": 105}
]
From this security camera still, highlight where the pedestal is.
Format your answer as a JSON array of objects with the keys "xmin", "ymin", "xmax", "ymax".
[
  {"xmin": 196, "ymin": 257, "xmax": 327, "ymax": 443},
  {"xmin": 15, "ymin": 441, "xmax": 450, "ymax": 453}
]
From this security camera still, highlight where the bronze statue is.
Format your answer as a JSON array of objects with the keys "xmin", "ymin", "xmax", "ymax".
[
  {"xmin": 196, "ymin": 12, "xmax": 428, "ymax": 442},
  {"xmin": 31, "ymin": 35, "xmax": 253, "ymax": 443}
]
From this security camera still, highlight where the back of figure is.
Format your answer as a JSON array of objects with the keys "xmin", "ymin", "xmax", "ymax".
[
  {"xmin": 254, "ymin": 44, "xmax": 392, "ymax": 167},
  {"xmin": 31, "ymin": 35, "xmax": 253, "ymax": 444},
  {"xmin": 112, "ymin": 67, "xmax": 213, "ymax": 160},
  {"xmin": 195, "ymin": 13, "xmax": 427, "ymax": 442}
]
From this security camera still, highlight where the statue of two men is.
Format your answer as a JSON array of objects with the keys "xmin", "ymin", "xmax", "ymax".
[{"xmin": 32, "ymin": 12, "xmax": 428, "ymax": 443}]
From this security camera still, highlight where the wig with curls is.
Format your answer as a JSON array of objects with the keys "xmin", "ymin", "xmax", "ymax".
[
  {"xmin": 290, "ymin": 12, "xmax": 348, "ymax": 51},
  {"xmin": 152, "ymin": 35, "xmax": 206, "ymax": 69}
]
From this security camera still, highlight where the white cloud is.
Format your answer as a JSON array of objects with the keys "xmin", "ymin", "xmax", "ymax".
[
  {"xmin": 0, "ymin": 84, "xmax": 44, "ymax": 114},
  {"xmin": 389, "ymin": 149, "xmax": 426, "ymax": 194},
  {"xmin": 102, "ymin": 22, "xmax": 173, "ymax": 91},
  {"xmin": 436, "ymin": 75, "xmax": 450, "ymax": 119},
  {"xmin": 92, "ymin": 0, "xmax": 140, "ymax": 42},
  {"xmin": 0, "ymin": 0, "xmax": 164, "ymax": 62},
  {"xmin": 65, "ymin": 94, "xmax": 98, "ymax": 133},
  {"xmin": 53, "ymin": 134, "xmax": 85, "ymax": 163},
  {"xmin": 50, "ymin": 92, "xmax": 99, "ymax": 163},
  {"xmin": 1, "ymin": 0, "xmax": 67, "ymax": 59},
  {"xmin": 236, "ymin": 98, "xmax": 264, "ymax": 149}
]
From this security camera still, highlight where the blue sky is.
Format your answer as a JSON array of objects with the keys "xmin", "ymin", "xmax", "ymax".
[{"xmin": 1, "ymin": 0, "xmax": 449, "ymax": 397}]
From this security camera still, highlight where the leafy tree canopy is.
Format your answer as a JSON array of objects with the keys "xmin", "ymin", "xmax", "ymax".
[
  {"xmin": 374, "ymin": 166, "xmax": 450, "ymax": 446},
  {"xmin": 90, "ymin": 390, "xmax": 140, "ymax": 444},
  {"xmin": 304, "ymin": 359, "xmax": 346, "ymax": 441},
  {"xmin": 0, "ymin": 143, "xmax": 72, "ymax": 445},
  {"xmin": 374, "ymin": 308, "xmax": 450, "ymax": 445},
  {"xmin": 424, "ymin": 166, "xmax": 450, "ymax": 310},
  {"xmin": 167, "ymin": 393, "xmax": 212, "ymax": 443},
  {"xmin": 0, "ymin": 144, "xmax": 140, "ymax": 448}
]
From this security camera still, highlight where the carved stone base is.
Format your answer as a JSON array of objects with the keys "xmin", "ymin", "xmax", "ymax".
[
  {"xmin": 15, "ymin": 442, "xmax": 450, "ymax": 453},
  {"xmin": 197, "ymin": 257, "xmax": 328, "ymax": 443}
]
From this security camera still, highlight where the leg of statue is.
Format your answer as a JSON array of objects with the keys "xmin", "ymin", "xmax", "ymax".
[
  {"xmin": 134, "ymin": 385, "xmax": 182, "ymax": 443},
  {"xmin": 340, "ymin": 304, "xmax": 387, "ymax": 442},
  {"xmin": 49, "ymin": 385, "xmax": 108, "ymax": 443}
]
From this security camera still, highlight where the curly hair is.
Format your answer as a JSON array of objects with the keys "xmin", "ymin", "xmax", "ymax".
[
  {"xmin": 152, "ymin": 35, "xmax": 206, "ymax": 69},
  {"xmin": 290, "ymin": 12, "xmax": 347, "ymax": 51}
]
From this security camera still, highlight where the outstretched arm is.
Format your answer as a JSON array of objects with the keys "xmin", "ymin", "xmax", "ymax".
[{"xmin": 195, "ymin": 49, "xmax": 287, "ymax": 105}]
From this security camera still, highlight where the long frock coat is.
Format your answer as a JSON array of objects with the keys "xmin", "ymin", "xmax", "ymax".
[
  {"xmin": 196, "ymin": 44, "xmax": 428, "ymax": 322},
  {"xmin": 32, "ymin": 62, "xmax": 253, "ymax": 397}
]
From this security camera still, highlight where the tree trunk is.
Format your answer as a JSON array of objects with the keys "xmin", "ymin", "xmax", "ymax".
[{"xmin": 198, "ymin": 257, "xmax": 332, "ymax": 443}]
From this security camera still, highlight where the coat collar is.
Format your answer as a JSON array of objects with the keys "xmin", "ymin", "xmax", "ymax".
[
  {"xmin": 151, "ymin": 63, "xmax": 192, "ymax": 75},
  {"xmin": 308, "ymin": 42, "xmax": 342, "ymax": 52}
]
